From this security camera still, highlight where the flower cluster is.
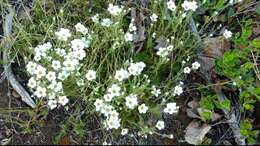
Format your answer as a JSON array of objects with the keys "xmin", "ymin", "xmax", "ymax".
[
  {"xmin": 91, "ymin": 59, "xmax": 181, "ymax": 135},
  {"xmin": 181, "ymin": 0, "xmax": 198, "ymax": 11},
  {"xmin": 24, "ymin": 0, "xmax": 206, "ymax": 141},
  {"xmin": 26, "ymin": 23, "xmax": 92, "ymax": 110},
  {"xmin": 156, "ymin": 45, "xmax": 174, "ymax": 58},
  {"xmin": 94, "ymin": 61, "xmax": 147, "ymax": 129},
  {"xmin": 124, "ymin": 18, "xmax": 136, "ymax": 42},
  {"xmin": 107, "ymin": 3, "xmax": 124, "ymax": 16},
  {"xmin": 183, "ymin": 61, "xmax": 201, "ymax": 74}
]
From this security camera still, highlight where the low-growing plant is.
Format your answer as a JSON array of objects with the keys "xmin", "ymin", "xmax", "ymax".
[
  {"xmin": 12, "ymin": 0, "xmax": 204, "ymax": 143},
  {"xmin": 3, "ymin": 0, "xmax": 258, "ymax": 145}
]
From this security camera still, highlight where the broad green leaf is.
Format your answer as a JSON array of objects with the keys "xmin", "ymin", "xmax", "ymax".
[
  {"xmin": 200, "ymin": 109, "xmax": 212, "ymax": 121},
  {"xmin": 221, "ymin": 99, "xmax": 231, "ymax": 111},
  {"xmin": 251, "ymin": 38, "xmax": 260, "ymax": 48}
]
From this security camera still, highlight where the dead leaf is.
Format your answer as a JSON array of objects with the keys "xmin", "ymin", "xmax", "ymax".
[
  {"xmin": 253, "ymin": 27, "xmax": 260, "ymax": 36},
  {"xmin": 1, "ymin": 138, "xmax": 11, "ymax": 145},
  {"xmin": 198, "ymin": 37, "xmax": 231, "ymax": 73},
  {"xmin": 58, "ymin": 135, "xmax": 71, "ymax": 145},
  {"xmin": 186, "ymin": 100, "xmax": 201, "ymax": 119},
  {"xmin": 211, "ymin": 113, "xmax": 223, "ymax": 122},
  {"xmin": 197, "ymin": 36, "xmax": 231, "ymax": 84},
  {"xmin": 187, "ymin": 100, "xmax": 200, "ymax": 109},
  {"xmin": 185, "ymin": 120, "xmax": 211, "ymax": 145},
  {"xmin": 12, "ymin": 90, "xmax": 20, "ymax": 98},
  {"xmin": 186, "ymin": 108, "xmax": 201, "ymax": 119},
  {"xmin": 131, "ymin": 2, "xmax": 148, "ymax": 53}
]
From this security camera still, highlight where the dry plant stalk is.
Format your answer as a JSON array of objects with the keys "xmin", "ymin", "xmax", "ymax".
[{"xmin": 2, "ymin": 7, "xmax": 36, "ymax": 108}]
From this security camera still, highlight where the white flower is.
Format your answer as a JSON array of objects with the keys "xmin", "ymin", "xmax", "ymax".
[
  {"xmin": 181, "ymin": 0, "xmax": 198, "ymax": 11},
  {"xmin": 181, "ymin": 12, "xmax": 187, "ymax": 18},
  {"xmin": 55, "ymin": 48, "xmax": 66, "ymax": 57},
  {"xmin": 169, "ymin": 134, "xmax": 174, "ymax": 139},
  {"xmin": 223, "ymin": 29, "xmax": 232, "ymax": 39},
  {"xmin": 55, "ymin": 28, "xmax": 71, "ymax": 41},
  {"xmin": 58, "ymin": 96, "xmax": 69, "ymax": 106},
  {"xmin": 156, "ymin": 45, "xmax": 173, "ymax": 58},
  {"xmin": 114, "ymin": 69, "xmax": 130, "ymax": 81},
  {"xmin": 124, "ymin": 32, "xmax": 133, "ymax": 42},
  {"xmin": 74, "ymin": 49, "xmax": 86, "ymax": 60},
  {"xmin": 102, "ymin": 141, "xmax": 111, "ymax": 145},
  {"xmin": 94, "ymin": 99, "xmax": 104, "ymax": 111},
  {"xmin": 156, "ymin": 120, "xmax": 165, "ymax": 130},
  {"xmin": 156, "ymin": 47, "xmax": 169, "ymax": 57},
  {"xmin": 184, "ymin": 67, "xmax": 191, "ymax": 74},
  {"xmin": 106, "ymin": 117, "xmax": 121, "ymax": 129},
  {"xmin": 34, "ymin": 42, "xmax": 52, "ymax": 58},
  {"xmin": 33, "ymin": 54, "xmax": 41, "ymax": 61},
  {"xmin": 58, "ymin": 71, "xmax": 70, "ymax": 81},
  {"xmin": 125, "ymin": 94, "xmax": 138, "ymax": 109},
  {"xmin": 109, "ymin": 110, "xmax": 119, "ymax": 120},
  {"xmin": 46, "ymin": 71, "xmax": 56, "ymax": 81},
  {"xmin": 53, "ymin": 81, "xmax": 63, "ymax": 93},
  {"xmin": 75, "ymin": 23, "xmax": 88, "ymax": 35},
  {"xmin": 103, "ymin": 94, "xmax": 114, "ymax": 102},
  {"xmin": 163, "ymin": 102, "xmax": 179, "ymax": 114},
  {"xmin": 35, "ymin": 65, "xmax": 46, "ymax": 79},
  {"xmin": 107, "ymin": 84, "xmax": 121, "ymax": 97},
  {"xmin": 173, "ymin": 85, "xmax": 183, "ymax": 96},
  {"xmin": 138, "ymin": 103, "xmax": 148, "ymax": 114},
  {"xmin": 129, "ymin": 22, "xmax": 136, "ymax": 32},
  {"xmin": 151, "ymin": 86, "xmax": 161, "ymax": 97},
  {"xmin": 107, "ymin": 4, "xmax": 123, "ymax": 16},
  {"xmin": 192, "ymin": 61, "xmax": 200, "ymax": 70},
  {"xmin": 101, "ymin": 18, "xmax": 112, "ymax": 27},
  {"xmin": 63, "ymin": 59, "xmax": 79, "ymax": 71},
  {"xmin": 229, "ymin": 0, "xmax": 243, "ymax": 4},
  {"xmin": 48, "ymin": 100, "xmax": 57, "ymax": 110},
  {"xmin": 85, "ymin": 70, "xmax": 97, "ymax": 81},
  {"xmin": 26, "ymin": 61, "xmax": 37, "ymax": 74},
  {"xmin": 34, "ymin": 86, "xmax": 47, "ymax": 98},
  {"xmin": 121, "ymin": 128, "xmax": 128, "ymax": 135},
  {"xmin": 101, "ymin": 105, "xmax": 114, "ymax": 117},
  {"xmin": 81, "ymin": 37, "xmax": 91, "ymax": 48},
  {"xmin": 76, "ymin": 79, "xmax": 85, "ymax": 86},
  {"xmin": 27, "ymin": 77, "xmax": 37, "ymax": 89},
  {"xmin": 71, "ymin": 39, "xmax": 86, "ymax": 51},
  {"xmin": 150, "ymin": 13, "xmax": 158, "ymax": 22},
  {"xmin": 167, "ymin": 0, "xmax": 176, "ymax": 11},
  {"xmin": 128, "ymin": 62, "xmax": 146, "ymax": 76},
  {"xmin": 92, "ymin": 14, "xmax": 99, "ymax": 23},
  {"xmin": 48, "ymin": 92, "xmax": 56, "ymax": 100}
]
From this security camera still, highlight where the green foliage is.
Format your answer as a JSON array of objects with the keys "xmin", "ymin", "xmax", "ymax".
[
  {"xmin": 199, "ymin": 94, "xmax": 230, "ymax": 121},
  {"xmin": 215, "ymin": 19, "xmax": 259, "ymax": 143},
  {"xmin": 216, "ymin": 19, "xmax": 258, "ymax": 111},
  {"xmin": 240, "ymin": 120, "xmax": 259, "ymax": 144}
]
